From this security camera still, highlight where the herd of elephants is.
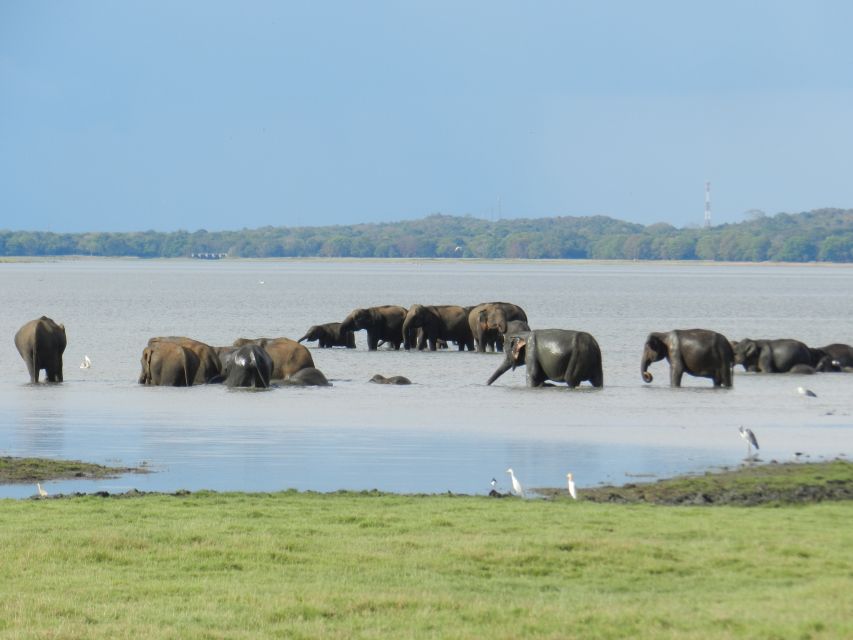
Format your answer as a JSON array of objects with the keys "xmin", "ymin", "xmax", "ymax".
[{"xmin": 12, "ymin": 300, "xmax": 853, "ymax": 390}]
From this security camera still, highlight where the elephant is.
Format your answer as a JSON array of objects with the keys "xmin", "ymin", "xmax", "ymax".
[
  {"xmin": 487, "ymin": 329, "xmax": 603, "ymax": 388},
  {"xmin": 221, "ymin": 344, "xmax": 273, "ymax": 389},
  {"xmin": 281, "ymin": 367, "xmax": 331, "ymax": 386},
  {"xmin": 401, "ymin": 304, "xmax": 474, "ymax": 351},
  {"xmin": 370, "ymin": 374, "xmax": 412, "ymax": 385},
  {"xmin": 14, "ymin": 316, "xmax": 67, "ymax": 383},
  {"xmin": 147, "ymin": 337, "xmax": 221, "ymax": 384},
  {"xmin": 731, "ymin": 338, "xmax": 819, "ymax": 373},
  {"xmin": 340, "ymin": 306, "xmax": 408, "ymax": 350},
  {"xmin": 641, "ymin": 329, "xmax": 734, "ymax": 387},
  {"xmin": 814, "ymin": 343, "xmax": 853, "ymax": 372},
  {"xmin": 138, "ymin": 341, "xmax": 199, "ymax": 386},
  {"xmin": 788, "ymin": 364, "xmax": 816, "ymax": 375},
  {"xmin": 468, "ymin": 302, "xmax": 529, "ymax": 353},
  {"xmin": 233, "ymin": 337, "xmax": 315, "ymax": 379},
  {"xmin": 297, "ymin": 322, "xmax": 356, "ymax": 348}
]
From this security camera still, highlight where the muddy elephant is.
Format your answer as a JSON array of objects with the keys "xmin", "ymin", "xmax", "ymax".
[
  {"xmin": 731, "ymin": 338, "xmax": 819, "ymax": 373},
  {"xmin": 814, "ymin": 343, "xmax": 853, "ymax": 372},
  {"xmin": 281, "ymin": 367, "xmax": 331, "ymax": 386},
  {"xmin": 139, "ymin": 341, "xmax": 199, "ymax": 386},
  {"xmin": 14, "ymin": 316, "xmax": 67, "ymax": 383},
  {"xmin": 642, "ymin": 329, "xmax": 733, "ymax": 387},
  {"xmin": 297, "ymin": 322, "xmax": 356, "ymax": 348},
  {"xmin": 221, "ymin": 344, "xmax": 273, "ymax": 388},
  {"xmin": 487, "ymin": 329, "xmax": 603, "ymax": 388},
  {"xmin": 401, "ymin": 304, "xmax": 474, "ymax": 351},
  {"xmin": 340, "ymin": 306, "xmax": 407, "ymax": 350},
  {"xmin": 233, "ymin": 337, "xmax": 315, "ymax": 379},
  {"xmin": 147, "ymin": 337, "xmax": 221, "ymax": 384},
  {"xmin": 468, "ymin": 302, "xmax": 528, "ymax": 353}
]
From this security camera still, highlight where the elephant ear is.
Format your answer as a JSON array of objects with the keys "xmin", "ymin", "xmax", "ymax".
[{"xmin": 511, "ymin": 336, "xmax": 527, "ymax": 368}]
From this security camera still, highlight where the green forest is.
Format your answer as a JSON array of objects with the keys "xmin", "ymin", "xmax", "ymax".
[{"xmin": 2, "ymin": 208, "xmax": 853, "ymax": 262}]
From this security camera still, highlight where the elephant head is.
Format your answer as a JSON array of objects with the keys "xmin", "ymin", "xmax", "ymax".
[
  {"xmin": 479, "ymin": 307, "xmax": 509, "ymax": 336},
  {"xmin": 731, "ymin": 339, "xmax": 760, "ymax": 370},
  {"xmin": 340, "ymin": 308, "xmax": 372, "ymax": 333},
  {"xmin": 486, "ymin": 333, "xmax": 530, "ymax": 385},
  {"xmin": 641, "ymin": 332, "xmax": 669, "ymax": 383},
  {"xmin": 401, "ymin": 304, "xmax": 428, "ymax": 349}
]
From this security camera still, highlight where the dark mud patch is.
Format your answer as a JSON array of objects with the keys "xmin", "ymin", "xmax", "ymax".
[
  {"xmin": 0, "ymin": 456, "xmax": 149, "ymax": 484},
  {"xmin": 533, "ymin": 460, "xmax": 853, "ymax": 506}
]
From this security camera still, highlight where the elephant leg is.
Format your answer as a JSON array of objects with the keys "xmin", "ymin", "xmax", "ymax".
[
  {"xmin": 25, "ymin": 354, "xmax": 38, "ymax": 383},
  {"xmin": 367, "ymin": 332, "xmax": 379, "ymax": 351},
  {"xmin": 670, "ymin": 362, "xmax": 684, "ymax": 387}
]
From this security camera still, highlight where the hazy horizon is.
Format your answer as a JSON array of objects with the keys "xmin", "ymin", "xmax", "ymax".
[{"xmin": 3, "ymin": 1, "xmax": 853, "ymax": 233}]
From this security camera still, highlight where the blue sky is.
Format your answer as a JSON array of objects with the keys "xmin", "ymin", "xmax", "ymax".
[{"xmin": 2, "ymin": 1, "xmax": 853, "ymax": 232}]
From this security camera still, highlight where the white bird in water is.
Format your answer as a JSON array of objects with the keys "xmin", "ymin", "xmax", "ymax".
[
  {"xmin": 566, "ymin": 472, "xmax": 577, "ymax": 500},
  {"xmin": 79, "ymin": 355, "xmax": 91, "ymax": 369},
  {"xmin": 506, "ymin": 468, "xmax": 524, "ymax": 497},
  {"xmin": 797, "ymin": 386, "xmax": 817, "ymax": 398},
  {"xmin": 739, "ymin": 426, "xmax": 759, "ymax": 459},
  {"xmin": 36, "ymin": 482, "xmax": 48, "ymax": 497}
]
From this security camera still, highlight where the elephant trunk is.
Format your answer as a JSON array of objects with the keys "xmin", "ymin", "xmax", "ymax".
[
  {"xmin": 641, "ymin": 348, "xmax": 654, "ymax": 383},
  {"xmin": 402, "ymin": 316, "xmax": 415, "ymax": 350},
  {"xmin": 297, "ymin": 333, "xmax": 309, "ymax": 343},
  {"xmin": 486, "ymin": 354, "xmax": 513, "ymax": 385}
]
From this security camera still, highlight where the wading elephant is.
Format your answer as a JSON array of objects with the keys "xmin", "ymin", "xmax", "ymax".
[
  {"xmin": 370, "ymin": 374, "xmax": 412, "ymax": 385},
  {"xmin": 281, "ymin": 367, "xmax": 331, "ymax": 386},
  {"xmin": 814, "ymin": 343, "xmax": 853, "ymax": 372},
  {"xmin": 147, "ymin": 337, "xmax": 221, "ymax": 384},
  {"xmin": 297, "ymin": 322, "xmax": 356, "ymax": 348},
  {"xmin": 487, "ymin": 329, "xmax": 603, "ymax": 388},
  {"xmin": 731, "ymin": 338, "xmax": 818, "ymax": 373},
  {"xmin": 468, "ymin": 302, "xmax": 528, "ymax": 353},
  {"xmin": 139, "ymin": 341, "xmax": 199, "ymax": 386},
  {"xmin": 340, "ymin": 306, "xmax": 407, "ymax": 350},
  {"xmin": 233, "ymin": 337, "xmax": 315, "ymax": 379},
  {"xmin": 221, "ymin": 344, "xmax": 273, "ymax": 389},
  {"xmin": 641, "ymin": 329, "xmax": 733, "ymax": 387},
  {"xmin": 401, "ymin": 304, "xmax": 474, "ymax": 351},
  {"xmin": 15, "ymin": 316, "xmax": 67, "ymax": 383}
]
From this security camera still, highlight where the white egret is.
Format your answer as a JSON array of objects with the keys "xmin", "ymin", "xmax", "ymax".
[
  {"xmin": 797, "ymin": 386, "xmax": 817, "ymax": 398},
  {"xmin": 739, "ymin": 426, "xmax": 759, "ymax": 459},
  {"xmin": 79, "ymin": 355, "xmax": 91, "ymax": 369},
  {"xmin": 506, "ymin": 468, "xmax": 524, "ymax": 497},
  {"xmin": 490, "ymin": 477, "xmax": 497, "ymax": 490},
  {"xmin": 36, "ymin": 483, "xmax": 48, "ymax": 497},
  {"xmin": 566, "ymin": 473, "xmax": 577, "ymax": 500}
]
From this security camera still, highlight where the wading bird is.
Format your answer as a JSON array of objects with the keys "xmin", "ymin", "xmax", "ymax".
[
  {"xmin": 79, "ymin": 355, "xmax": 91, "ymax": 369},
  {"xmin": 797, "ymin": 386, "xmax": 817, "ymax": 398},
  {"xmin": 566, "ymin": 472, "xmax": 577, "ymax": 500},
  {"xmin": 506, "ymin": 468, "xmax": 524, "ymax": 497},
  {"xmin": 739, "ymin": 426, "xmax": 759, "ymax": 459},
  {"xmin": 490, "ymin": 477, "xmax": 497, "ymax": 490},
  {"xmin": 36, "ymin": 483, "xmax": 48, "ymax": 497}
]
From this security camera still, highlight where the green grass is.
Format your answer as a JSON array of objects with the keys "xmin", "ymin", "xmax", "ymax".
[
  {"xmin": 0, "ymin": 457, "xmax": 143, "ymax": 484},
  {"xmin": 1, "ymin": 484, "xmax": 851, "ymax": 638}
]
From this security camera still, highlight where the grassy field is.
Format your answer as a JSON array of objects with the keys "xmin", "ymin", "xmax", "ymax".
[{"xmin": 0, "ymin": 464, "xmax": 850, "ymax": 639}]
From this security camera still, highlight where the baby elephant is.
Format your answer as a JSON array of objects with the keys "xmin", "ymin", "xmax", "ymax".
[
  {"xmin": 222, "ymin": 344, "xmax": 273, "ymax": 389},
  {"xmin": 370, "ymin": 374, "xmax": 412, "ymax": 385},
  {"xmin": 487, "ymin": 329, "xmax": 603, "ymax": 388},
  {"xmin": 281, "ymin": 367, "xmax": 331, "ymax": 387},
  {"xmin": 297, "ymin": 322, "xmax": 356, "ymax": 348},
  {"xmin": 642, "ymin": 329, "xmax": 733, "ymax": 387}
]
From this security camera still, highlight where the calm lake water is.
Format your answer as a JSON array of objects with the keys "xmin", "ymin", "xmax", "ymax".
[{"xmin": 1, "ymin": 259, "xmax": 851, "ymax": 498}]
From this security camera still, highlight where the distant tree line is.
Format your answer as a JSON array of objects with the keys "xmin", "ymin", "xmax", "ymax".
[{"xmin": 2, "ymin": 208, "xmax": 853, "ymax": 262}]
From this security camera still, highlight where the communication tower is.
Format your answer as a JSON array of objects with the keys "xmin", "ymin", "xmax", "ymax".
[{"xmin": 704, "ymin": 181, "xmax": 711, "ymax": 228}]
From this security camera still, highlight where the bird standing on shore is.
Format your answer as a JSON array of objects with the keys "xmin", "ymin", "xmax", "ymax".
[
  {"xmin": 36, "ymin": 483, "xmax": 48, "ymax": 497},
  {"xmin": 566, "ymin": 472, "xmax": 577, "ymax": 500},
  {"xmin": 506, "ymin": 468, "xmax": 524, "ymax": 497},
  {"xmin": 739, "ymin": 426, "xmax": 759, "ymax": 459}
]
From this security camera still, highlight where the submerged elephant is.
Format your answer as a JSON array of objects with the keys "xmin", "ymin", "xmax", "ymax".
[
  {"xmin": 340, "ymin": 305, "xmax": 407, "ymax": 350},
  {"xmin": 642, "ymin": 329, "xmax": 733, "ymax": 387},
  {"xmin": 281, "ymin": 367, "xmax": 331, "ymax": 386},
  {"xmin": 15, "ymin": 316, "xmax": 67, "ymax": 383},
  {"xmin": 731, "ymin": 338, "xmax": 819, "ymax": 373},
  {"xmin": 297, "ymin": 322, "xmax": 356, "ymax": 348},
  {"xmin": 233, "ymin": 337, "xmax": 314, "ymax": 379},
  {"xmin": 139, "ymin": 341, "xmax": 199, "ymax": 386},
  {"xmin": 468, "ymin": 302, "xmax": 528, "ymax": 353},
  {"xmin": 487, "ymin": 329, "xmax": 603, "ymax": 388},
  {"xmin": 147, "ymin": 337, "xmax": 221, "ymax": 384},
  {"xmin": 221, "ymin": 344, "xmax": 273, "ymax": 388},
  {"xmin": 401, "ymin": 304, "xmax": 474, "ymax": 351},
  {"xmin": 814, "ymin": 343, "xmax": 853, "ymax": 372},
  {"xmin": 370, "ymin": 374, "xmax": 412, "ymax": 385}
]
